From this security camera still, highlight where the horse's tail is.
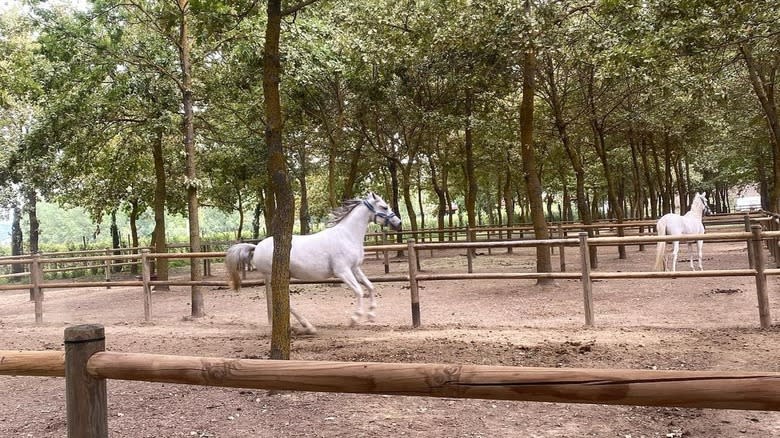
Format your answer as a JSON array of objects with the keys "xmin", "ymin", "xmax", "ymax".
[
  {"xmin": 225, "ymin": 243, "xmax": 256, "ymax": 291},
  {"xmin": 654, "ymin": 218, "xmax": 667, "ymax": 271}
]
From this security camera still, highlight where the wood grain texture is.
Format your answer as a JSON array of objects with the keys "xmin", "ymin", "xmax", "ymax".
[{"xmin": 88, "ymin": 352, "xmax": 780, "ymax": 411}]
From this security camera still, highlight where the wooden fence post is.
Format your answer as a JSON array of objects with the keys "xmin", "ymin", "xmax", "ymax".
[
  {"xmin": 65, "ymin": 324, "xmax": 108, "ymax": 438},
  {"xmin": 466, "ymin": 226, "xmax": 474, "ymax": 274},
  {"xmin": 745, "ymin": 215, "xmax": 754, "ymax": 269},
  {"xmin": 141, "ymin": 249, "xmax": 152, "ymax": 322},
  {"xmin": 579, "ymin": 232, "xmax": 595, "ymax": 327},
  {"xmin": 407, "ymin": 239, "xmax": 421, "ymax": 328},
  {"xmin": 203, "ymin": 243, "xmax": 211, "ymax": 277},
  {"xmin": 559, "ymin": 224, "xmax": 566, "ymax": 272},
  {"xmin": 104, "ymin": 248, "xmax": 112, "ymax": 289},
  {"xmin": 31, "ymin": 253, "xmax": 43, "ymax": 324},
  {"xmin": 382, "ymin": 231, "xmax": 390, "ymax": 274},
  {"xmin": 750, "ymin": 225, "xmax": 772, "ymax": 329}
]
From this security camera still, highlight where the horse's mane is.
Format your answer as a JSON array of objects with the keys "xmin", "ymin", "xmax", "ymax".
[{"xmin": 326, "ymin": 198, "xmax": 363, "ymax": 227}]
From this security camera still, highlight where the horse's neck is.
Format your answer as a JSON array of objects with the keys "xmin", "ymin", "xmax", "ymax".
[
  {"xmin": 685, "ymin": 201, "xmax": 704, "ymax": 221},
  {"xmin": 331, "ymin": 206, "xmax": 371, "ymax": 243}
]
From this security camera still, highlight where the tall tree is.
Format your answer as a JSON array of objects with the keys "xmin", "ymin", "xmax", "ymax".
[{"xmin": 519, "ymin": 0, "xmax": 553, "ymax": 283}]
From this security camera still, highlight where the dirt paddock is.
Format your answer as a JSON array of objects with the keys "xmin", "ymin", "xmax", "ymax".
[{"xmin": 1, "ymin": 240, "xmax": 779, "ymax": 437}]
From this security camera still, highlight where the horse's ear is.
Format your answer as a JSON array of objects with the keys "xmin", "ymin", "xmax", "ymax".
[{"xmin": 370, "ymin": 192, "xmax": 376, "ymax": 199}]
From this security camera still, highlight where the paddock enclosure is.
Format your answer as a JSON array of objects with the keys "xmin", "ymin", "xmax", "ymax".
[{"xmin": 1, "ymin": 223, "xmax": 780, "ymax": 436}]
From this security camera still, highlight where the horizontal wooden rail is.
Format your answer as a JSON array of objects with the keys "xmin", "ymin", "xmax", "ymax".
[
  {"xmin": 0, "ymin": 350, "xmax": 65, "ymax": 376},
  {"xmin": 2, "ymin": 349, "xmax": 778, "ymax": 411}
]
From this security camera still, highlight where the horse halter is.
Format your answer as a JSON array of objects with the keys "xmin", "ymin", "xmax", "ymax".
[{"xmin": 362, "ymin": 199, "xmax": 398, "ymax": 226}]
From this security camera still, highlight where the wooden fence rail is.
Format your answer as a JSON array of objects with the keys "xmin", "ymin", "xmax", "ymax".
[
  {"xmin": 1, "ymin": 324, "xmax": 779, "ymax": 437},
  {"xmin": 1, "ymin": 226, "xmax": 776, "ymax": 328}
]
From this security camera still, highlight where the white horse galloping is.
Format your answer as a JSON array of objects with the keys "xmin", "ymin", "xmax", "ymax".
[
  {"xmin": 225, "ymin": 192, "xmax": 402, "ymax": 334},
  {"xmin": 654, "ymin": 192, "xmax": 711, "ymax": 272}
]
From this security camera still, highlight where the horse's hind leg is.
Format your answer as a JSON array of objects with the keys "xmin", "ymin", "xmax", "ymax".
[
  {"xmin": 687, "ymin": 242, "xmax": 696, "ymax": 270},
  {"xmin": 265, "ymin": 280, "xmax": 273, "ymax": 324},
  {"xmin": 671, "ymin": 241, "xmax": 680, "ymax": 272},
  {"xmin": 290, "ymin": 305, "xmax": 317, "ymax": 335},
  {"xmin": 266, "ymin": 277, "xmax": 316, "ymax": 334},
  {"xmin": 353, "ymin": 268, "xmax": 377, "ymax": 321}
]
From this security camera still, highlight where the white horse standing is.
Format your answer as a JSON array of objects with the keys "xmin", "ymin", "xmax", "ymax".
[
  {"xmin": 654, "ymin": 192, "xmax": 711, "ymax": 272},
  {"xmin": 225, "ymin": 192, "xmax": 402, "ymax": 334}
]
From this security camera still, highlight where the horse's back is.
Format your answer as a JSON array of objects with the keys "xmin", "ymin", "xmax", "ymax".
[
  {"xmin": 252, "ymin": 233, "xmax": 362, "ymax": 280},
  {"xmin": 658, "ymin": 212, "xmax": 704, "ymax": 236}
]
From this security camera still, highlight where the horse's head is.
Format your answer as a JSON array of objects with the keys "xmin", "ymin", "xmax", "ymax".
[
  {"xmin": 363, "ymin": 192, "xmax": 402, "ymax": 231},
  {"xmin": 695, "ymin": 192, "xmax": 711, "ymax": 216}
]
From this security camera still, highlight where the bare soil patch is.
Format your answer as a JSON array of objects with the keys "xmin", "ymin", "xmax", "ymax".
[{"xmin": 1, "ymin": 240, "xmax": 779, "ymax": 437}]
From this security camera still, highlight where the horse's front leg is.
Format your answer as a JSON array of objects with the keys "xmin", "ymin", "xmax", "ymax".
[
  {"xmin": 353, "ymin": 268, "xmax": 377, "ymax": 321},
  {"xmin": 337, "ymin": 270, "xmax": 365, "ymax": 326},
  {"xmin": 696, "ymin": 240, "xmax": 704, "ymax": 270}
]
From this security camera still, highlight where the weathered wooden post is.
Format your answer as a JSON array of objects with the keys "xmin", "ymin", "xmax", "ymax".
[
  {"xmin": 578, "ymin": 232, "xmax": 594, "ymax": 327},
  {"xmin": 750, "ymin": 225, "xmax": 771, "ymax": 329},
  {"xmin": 65, "ymin": 324, "xmax": 108, "ymax": 438},
  {"xmin": 407, "ymin": 239, "xmax": 421, "ymax": 328},
  {"xmin": 31, "ymin": 253, "xmax": 43, "ymax": 324},
  {"xmin": 141, "ymin": 249, "xmax": 152, "ymax": 322},
  {"xmin": 382, "ymin": 231, "xmax": 390, "ymax": 274},
  {"xmin": 104, "ymin": 248, "xmax": 112, "ymax": 289},
  {"xmin": 745, "ymin": 215, "xmax": 754, "ymax": 269},
  {"xmin": 559, "ymin": 224, "xmax": 566, "ymax": 272},
  {"xmin": 202, "ymin": 243, "xmax": 211, "ymax": 277},
  {"xmin": 466, "ymin": 226, "xmax": 474, "ymax": 274}
]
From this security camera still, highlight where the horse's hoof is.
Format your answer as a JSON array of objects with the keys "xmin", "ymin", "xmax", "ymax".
[
  {"xmin": 292, "ymin": 326, "xmax": 317, "ymax": 335},
  {"xmin": 367, "ymin": 311, "xmax": 376, "ymax": 322}
]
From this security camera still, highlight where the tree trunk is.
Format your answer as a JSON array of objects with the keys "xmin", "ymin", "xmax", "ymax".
[
  {"xmin": 177, "ymin": 0, "xmax": 204, "ymax": 317},
  {"xmin": 629, "ymin": 128, "xmax": 645, "ymax": 220},
  {"xmin": 236, "ymin": 189, "xmax": 245, "ymax": 240},
  {"xmin": 640, "ymin": 133, "xmax": 658, "ymax": 219},
  {"xmin": 662, "ymin": 131, "xmax": 674, "ymax": 213},
  {"xmin": 265, "ymin": 0, "xmax": 294, "ymax": 360},
  {"xmin": 543, "ymin": 55, "xmax": 596, "ymax": 265},
  {"xmin": 387, "ymin": 157, "xmax": 403, "ymax": 251},
  {"xmin": 128, "ymin": 200, "xmax": 140, "ymax": 274},
  {"xmin": 11, "ymin": 203, "xmax": 23, "ymax": 277},
  {"xmin": 464, "ymin": 88, "xmax": 478, "ymax": 245},
  {"xmin": 429, "ymin": 153, "xmax": 447, "ymax": 242},
  {"xmin": 110, "ymin": 210, "xmax": 121, "ymax": 273},
  {"xmin": 741, "ymin": 44, "xmax": 780, "ymax": 211},
  {"xmin": 503, "ymin": 152, "xmax": 515, "ymax": 253},
  {"xmin": 252, "ymin": 200, "xmax": 263, "ymax": 239},
  {"xmin": 417, "ymin": 168, "xmax": 426, "ymax": 230},
  {"xmin": 674, "ymin": 151, "xmax": 688, "ymax": 212},
  {"xmin": 401, "ymin": 161, "xmax": 418, "ymax": 233},
  {"xmin": 519, "ymin": 14, "xmax": 553, "ymax": 284},
  {"xmin": 151, "ymin": 126, "xmax": 169, "ymax": 287},
  {"xmin": 297, "ymin": 146, "xmax": 311, "ymax": 234},
  {"xmin": 26, "ymin": 188, "xmax": 39, "ymax": 254},
  {"xmin": 341, "ymin": 140, "xmax": 363, "ymax": 201}
]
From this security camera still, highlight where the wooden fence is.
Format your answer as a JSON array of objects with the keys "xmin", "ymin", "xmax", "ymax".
[
  {"xmin": 0, "ymin": 222, "xmax": 776, "ymax": 329},
  {"xmin": 1, "ymin": 324, "xmax": 779, "ymax": 437}
]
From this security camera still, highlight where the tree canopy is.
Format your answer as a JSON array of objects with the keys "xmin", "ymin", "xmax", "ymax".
[{"xmin": 2, "ymin": 0, "xmax": 778, "ymax": 248}]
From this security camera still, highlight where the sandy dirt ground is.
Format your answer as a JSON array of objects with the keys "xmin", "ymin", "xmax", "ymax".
[{"xmin": 1, "ymin": 238, "xmax": 779, "ymax": 437}]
